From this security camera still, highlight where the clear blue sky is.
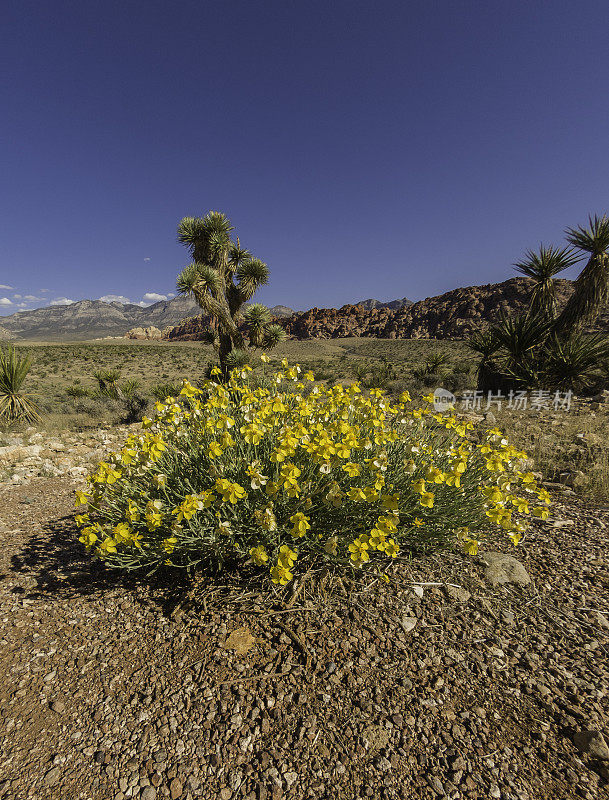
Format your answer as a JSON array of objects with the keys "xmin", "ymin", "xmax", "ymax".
[{"xmin": 2, "ymin": 0, "xmax": 609, "ymax": 315}]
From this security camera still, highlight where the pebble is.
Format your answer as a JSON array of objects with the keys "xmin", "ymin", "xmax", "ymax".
[
  {"xmin": 573, "ymin": 730, "xmax": 609, "ymax": 760},
  {"xmin": 481, "ymin": 552, "xmax": 531, "ymax": 587},
  {"xmin": 44, "ymin": 767, "xmax": 61, "ymax": 787}
]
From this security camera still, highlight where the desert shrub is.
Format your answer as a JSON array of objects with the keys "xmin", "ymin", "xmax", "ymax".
[
  {"xmin": 66, "ymin": 385, "xmax": 90, "ymax": 398},
  {"xmin": 151, "ymin": 382, "xmax": 183, "ymax": 401},
  {"xmin": 75, "ymin": 359, "xmax": 550, "ymax": 581},
  {"xmin": 119, "ymin": 394, "xmax": 149, "ymax": 425},
  {"xmin": 71, "ymin": 397, "xmax": 100, "ymax": 415}
]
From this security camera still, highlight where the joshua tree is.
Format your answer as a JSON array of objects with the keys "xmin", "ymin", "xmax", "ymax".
[
  {"xmin": 176, "ymin": 211, "xmax": 285, "ymax": 375},
  {"xmin": 469, "ymin": 215, "xmax": 609, "ymax": 393},
  {"xmin": 514, "ymin": 244, "xmax": 580, "ymax": 320},
  {"xmin": 554, "ymin": 214, "xmax": 609, "ymax": 335}
]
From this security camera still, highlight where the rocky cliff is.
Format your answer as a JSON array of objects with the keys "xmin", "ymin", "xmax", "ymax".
[{"xmin": 161, "ymin": 278, "xmax": 609, "ymax": 341}]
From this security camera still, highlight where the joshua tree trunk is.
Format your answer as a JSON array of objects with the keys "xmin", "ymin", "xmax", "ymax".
[{"xmin": 554, "ymin": 253, "xmax": 609, "ymax": 335}]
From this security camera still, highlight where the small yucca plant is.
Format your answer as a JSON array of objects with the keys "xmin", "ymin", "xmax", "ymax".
[{"xmin": 0, "ymin": 345, "xmax": 42, "ymax": 424}]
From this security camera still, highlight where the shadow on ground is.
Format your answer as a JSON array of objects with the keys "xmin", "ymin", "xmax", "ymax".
[{"xmin": 9, "ymin": 512, "xmax": 196, "ymax": 615}]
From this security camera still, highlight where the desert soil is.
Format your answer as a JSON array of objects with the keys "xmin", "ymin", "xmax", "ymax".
[{"xmin": 0, "ymin": 478, "xmax": 608, "ymax": 800}]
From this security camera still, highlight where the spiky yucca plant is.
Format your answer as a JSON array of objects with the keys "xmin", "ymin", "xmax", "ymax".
[
  {"xmin": 466, "ymin": 328, "xmax": 501, "ymax": 390},
  {"xmin": 176, "ymin": 211, "xmax": 286, "ymax": 375},
  {"xmin": 0, "ymin": 345, "xmax": 41, "ymax": 424},
  {"xmin": 554, "ymin": 214, "xmax": 609, "ymax": 334},
  {"xmin": 470, "ymin": 215, "xmax": 609, "ymax": 393},
  {"xmin": 514, "ymin": 245, "xmax": 580, "ymax": 320},
  {"xmin": 542, "ymin": 332, "xmax": 609, "ymax": 392}
]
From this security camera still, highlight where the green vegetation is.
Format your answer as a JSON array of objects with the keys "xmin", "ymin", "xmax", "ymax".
[
  {"xmin": 0, "ymin": 345, "xmax": 41, "ymax": 424},
  {"xmin": 472, "ymin": 214, "xmax": 609, "ymax": 394},
  {"xmin": 176, "ymin": 210, "xmax": 286, "ymax": 375},
  {"xmin": 9, "ymin": 338, "xmax": 473, "ymax": 430},
  {"xmin": 556, "ymin": 214, "xmax": 609, "ymax": 334}
]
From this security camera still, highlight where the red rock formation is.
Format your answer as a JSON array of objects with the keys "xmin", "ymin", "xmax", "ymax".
[{"xmin": 161, "ymin": 278, "xmax": 609, "ymax": 341}]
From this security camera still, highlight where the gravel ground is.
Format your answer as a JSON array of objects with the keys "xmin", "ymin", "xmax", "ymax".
[{"xmin": 0, "ymin": 478, "xmax": 608, "ymax": 800}]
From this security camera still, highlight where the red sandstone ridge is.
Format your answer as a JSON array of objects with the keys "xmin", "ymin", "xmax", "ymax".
[{"xmin": 153, "ymin": 278, "xmax": 609, "ymax": 342}]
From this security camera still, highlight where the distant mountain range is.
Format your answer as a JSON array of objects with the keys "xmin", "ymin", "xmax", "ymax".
[
  {"xmin": 0, "ymin": 295, "xmax": 408, "ymax": 341},
  {"xmin": 0, "ymin": 296, "xmax": 203, "ymax": 341}
]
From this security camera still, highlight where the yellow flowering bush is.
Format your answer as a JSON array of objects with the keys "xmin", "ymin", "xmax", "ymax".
[{"xmin": 75, "ymin": 359, "xmax": 550, "ymax": 584}]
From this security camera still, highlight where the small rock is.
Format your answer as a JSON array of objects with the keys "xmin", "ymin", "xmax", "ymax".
[
  {"xmin": 450, "ymin": 756, "xmax": 466, "ymax": 772},
  {"xmin": 224, "ymin": 627, "xmax": 256, "ymax": 655},
  {"xmin": 220, "ymin": 789, "xmax": 233, "ymax": 800},
  {"xmin": 550, "ymin": 518, "xmax": 574, "ymax": 528},
  {"xmin": 44, "ymin": 767, "xmax": 61, "ymax": 787},
  {"xmin": 400, "ymin": 616, "xmax": 418, "ymax": 634},
  {"xmin": 481, "ymin": 552, "xmax": 531, "ymax": 587},
  {"xmin": 445, "ymin": 585, "xmax": 471, "ymax": 603},
  {"xmin": 595, "ymin": 612, "xmax": 609, "ymax": 631},
  {"xmin": 51, "ymin": 700, "xmax": 65, "ymax": 714},
  {"xmin": 427, "ymin": 775, "xmax": 445, "ymax": 795},
  {"xmin": 283, "ymin": 772, "xmax": 298, "ymax": 788},
  {"xmin": 573, "ymin": 730, "xmax": 609, "ymax": 760},
  {"xmin": 141, "ymin": 788, "xmax": 157, "ymax": 800},
  {"xmin": 169, "ymin": 777, "xmax": 183, "ymax": 799}
]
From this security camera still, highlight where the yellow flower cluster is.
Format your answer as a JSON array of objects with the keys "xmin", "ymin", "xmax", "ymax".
[{"xmin": 75, "ymin": 358, "xmax": 549, "ymax": 582}]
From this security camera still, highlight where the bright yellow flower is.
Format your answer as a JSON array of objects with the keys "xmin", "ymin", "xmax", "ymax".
[
  {"xmin": 278, "ymin": 544, "xmax": 297, "ymax": 566},
  {"xmin": 162, "ymin": 536, "xmax": 178, "ymax": 553},
  {"xmin": 270, "ymin": 564, "xmax": 293, "ymax": 585},
  {"xmin": 384, "ymin": 538, "xmax": 399, "ymax": 558},
  {"xmin": 208, "ymin": 441, "xmax": 223, "ymax": 459},
  {"xmin": 126, "ymin": 500, "xmax": 140, "ymax": 523},
  {"xmin": 78, "ymin": 527, "xmax": 98, "ymax": 549},
  {"xmin": 99, "ymin": 537, "xmax": 117, "ymax": 555},
  {"xmin": 485, "ymin": 454, "xmax": 504, "ymax": 472},
  {"xmin": 215, "ymin": 478, "xmax": 246, "ymax": 503},
  {"xmin": 420, "ymin": 491, "xmax": 435, "ymax": 508},
  {"xmin": 75, "ymin": 490, "xmax": 91, "ymax": 507},
  {"xmin": 241, "ymin": 425, "xmax": 263, "ymax": 445},
  {"xmin": 180, "ymin": 381, "xmax": 198, "ymax": 398},
  {"xmin": 532, "ymin": 506, "xmax": 549, "ymax": 520},
  {"xmin": 462, "ymin": 538, "xmax": 479, "ymax": 555},
  {"xmin": 113, "ymin": 522, "xmax": 131, "ymax": 544},
  {"xmin": 289, "ymin": 512, "xmax": 311, "ymax": 538},
  {"xmin": 250, "ymin": 545, "xmax": 269, "ymax": 565}
]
